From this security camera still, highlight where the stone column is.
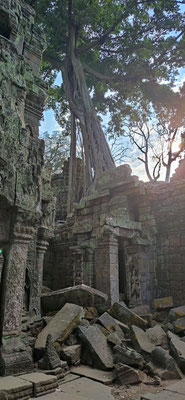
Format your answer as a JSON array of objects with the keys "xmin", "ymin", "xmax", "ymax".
[
  {"xmin": 2, "ymin": 223, "xmax": 34, "ymax": 336},
  {"xmin": 95, "ymin": 233, "xmax": 119, "ymax": 304},
  {"xmin": 30, "ymin": 231, "xmax": 49, "ymax": 316}
]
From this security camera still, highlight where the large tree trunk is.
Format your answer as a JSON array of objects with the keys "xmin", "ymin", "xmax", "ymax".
[
  {"xmin": 67, "ymin": 111, "xmax": 76, "ymax": 214},
  {"xmin": 62, "ymin": 25, "xmax": 115, "ymax": 187}
]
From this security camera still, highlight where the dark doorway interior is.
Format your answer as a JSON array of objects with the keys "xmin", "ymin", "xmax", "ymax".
[
  {"xmin": 0, "ymin": 11, "xmax": 11, "ymax": 39},
  {"xmin": 118, "ymin": 239, "xmax": 127, "ymax": 302},
  {"xmin": 23, "ymin": 269, "xmax": 30, "ymax": 312}
]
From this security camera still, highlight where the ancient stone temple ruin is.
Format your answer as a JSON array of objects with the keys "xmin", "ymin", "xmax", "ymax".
[
  {"xmin": 0, "ymin": 0, "xmax": 54, "ymax": 375},
  {"xmin": 2, "ymin": 3, "xmax": 185, "ymax": 399},
  {"xmin": 44, "ymin": 160, "xmax": 185, "ymax": 309}
]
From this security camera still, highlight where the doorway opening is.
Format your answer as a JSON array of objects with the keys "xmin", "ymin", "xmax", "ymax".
[
  {"xmin": 0, "ymin": 11, "xmax": 11, "ymax": 39},
  {"xmin": 118, "ymin": 239, "xmax": 127, "ymax": 303},
  {"xmin": 23, "ymin": 269, "xmax": 30, "ymax": 312}
]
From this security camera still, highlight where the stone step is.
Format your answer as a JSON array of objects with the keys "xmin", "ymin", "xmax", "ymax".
[
  {"xmin": 70, "ymin": 365, "xmax": 116, "ymax": 384},
  {"xmin": 20, "ymin": 372, "xmax": 58, "ymax": 397},
  {"xmin": 39, "ymin": 377, "xmax": 115, "ymax": 400},
  {"xmin": 0, "ymin": 376, "xmax": 33, "ymax": 399}
]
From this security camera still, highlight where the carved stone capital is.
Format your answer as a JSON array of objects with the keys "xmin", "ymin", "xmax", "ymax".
[
  {"xmin": 36, "ymin": 240, "xmax": 48, "ymax": 253},
  {"xmin": 13, "ymin": 223, "xmax": 35, "ymax": 244}
]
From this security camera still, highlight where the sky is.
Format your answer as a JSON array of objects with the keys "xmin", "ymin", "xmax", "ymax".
[{"xmin": 39, "ymin": 5, "xmax": 185, "ymax": 182}]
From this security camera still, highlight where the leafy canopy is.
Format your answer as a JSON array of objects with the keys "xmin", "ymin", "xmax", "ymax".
[{"xmin": 33, "ymin": 0, "xmax": 185, "ymax": 121}]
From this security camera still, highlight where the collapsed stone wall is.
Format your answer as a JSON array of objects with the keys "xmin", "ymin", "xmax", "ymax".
[
  {"xmin": 44, "ymin": 165, "xmax": 156, "ymax": 307},
  {"xmin": 44, "ymin": 160, "xmax": 185, "ymax": 309}
]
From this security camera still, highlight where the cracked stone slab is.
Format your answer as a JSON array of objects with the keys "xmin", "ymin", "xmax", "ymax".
[
  {"xmin": 141, "ymin": 392, "xmax": 185, "ymax": 400},
  {"xmin": 77, "ymin": 325, "xmax": 114, "ymax": 370},
  {"xmin": 0, "ymin": 376, "xmax": 33, "ymax": 399},
  {"xmin": 38, "ymin": 377, "xmax": 114, "ymax": 400},
  {"xmin": 97, "ymin": 312, "xmax": 125, "ymax": 340},
  {"xmin": 132, "ymin": 325, "xmax": 155, "ymax": 355},
  {"xmin": 70, "ymin": 365, "xmax": 115, "ymax": 384},
  {"xmin": 108, "ymin": 302, "xmax": 147, "ymax": 329},
  {"xmin": 41, "ymin": 285, "xmax": 108, "ymax": 314},
  {"xmin": 164, "ymin": 380, "xmax": 185, "ymax": 395},
  {"xmin": 35, "ymin": 303, "xmax": 84, "ymax": 353},
  {"xmin": 20, "ymin": 372, "xmax": 58, "ymax": 397}
]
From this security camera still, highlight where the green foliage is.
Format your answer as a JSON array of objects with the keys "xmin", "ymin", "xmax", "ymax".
[
  {"xmin": 40, "ymin": 131, "xmax": 70, "ymax": 172},
  {"xmin": 34, "ymin": 0, "xmax": 185, "ymax": 112},
  {"xmin": 34, "ymin": 0, "xmax": 185, "ymax": 175}
]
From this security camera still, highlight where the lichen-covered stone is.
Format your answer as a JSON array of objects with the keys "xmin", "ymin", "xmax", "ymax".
[
  {"xmin": 154, "ymin": 297, "xmax": 174, "ymax": 311},
  {"xmin": 108, "ymin": 302, "xmax": 147, "ymax": 329},
  {"xmin": 78, "ymin": 325, "xmax": 114, "ymax": 370},
  {"xmin": 35, "ymin": 303, "xmax": 84, "ymax": 354}
]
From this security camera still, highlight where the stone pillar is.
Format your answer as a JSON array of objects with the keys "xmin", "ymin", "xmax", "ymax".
[
  {"xmin": 30, "ymin": 233, "xmax": 49, "ymax": 316},
  {"xmin": 2, "ymin": 223, "xmax": 34, "ymax": 336},
  {"xmin": 95, "ymin": 233, "xmax": 119, "ymax": 304}
]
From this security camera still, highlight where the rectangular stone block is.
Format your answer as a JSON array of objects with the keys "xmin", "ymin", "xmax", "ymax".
[
  {"xmin": 0, "ymin": 376, "xmax": 33, "ymax": 399},
  {"xmin": 154, "ymin": 297, "xmax": 174, "ymax": 311},
  {"xmin": 35, "ymin": 303, "xmax": 84, "ymax": 353},
  {"xmin": 20, "ymin": 372, "xmax": 58, "ymax": 397},
  {"xmin": 78, "ymin": 325, "xmax": 114, "ymax": 370}
]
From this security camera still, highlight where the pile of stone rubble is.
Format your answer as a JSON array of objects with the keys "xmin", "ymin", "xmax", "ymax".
[
  {"xmin": 27, "ymin": 292, "xmax": 185, "ymax": 389},
  {"xmin": 2, "ymin": 290, "xmax": 185, "ymax": 398}
]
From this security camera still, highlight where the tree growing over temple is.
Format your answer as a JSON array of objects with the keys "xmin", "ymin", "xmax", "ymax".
[{"xmin": 32, "ymin": 0, "xmax": 185, "ymax": 188}]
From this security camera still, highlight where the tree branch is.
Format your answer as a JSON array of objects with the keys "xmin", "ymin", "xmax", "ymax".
[
  {"xmin": 77, "ymin": 15, "xmax": 123, "ymax": 54},
  {"xmin": 82, "ymin": 62, "xmax": 121, "ymax": 82}
]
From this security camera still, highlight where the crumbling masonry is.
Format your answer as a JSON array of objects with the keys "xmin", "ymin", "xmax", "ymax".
[
  {"xmin": 44, "ymin": 159, "xmax": 185, "ymax": 309},
  {"xmin": 1, "ymin": 0, "xmax": 185, "ymax": 382},
  {"xmin": 0, "ymin": 0, "xmax": 54, "ymax": 375}
]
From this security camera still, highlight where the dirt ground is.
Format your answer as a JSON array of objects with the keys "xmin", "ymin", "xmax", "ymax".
[{"xmin": 111, "ymin": 379, "xmax": 178, "ymax": 400}]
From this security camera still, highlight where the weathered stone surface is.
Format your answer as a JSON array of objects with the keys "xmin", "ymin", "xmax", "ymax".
[
  {"xmin": 114, "ymin": 363, "xmax": 141, "ymax": 385},
  {"xmin": 41, "ymin": 285, "xmax": 108, "ymax": 314},
  {"xmin": 147, "ymin": 326, "xmax": 168, "ymax": 349},
  {"xmin": 141, "ymin": 391, "xmax": 185, "ymax": 400},
  {"xmin": 38, "ymin": 334, "xmax": 61, "ymax": 370},
  {"xmin": 20, "ymin": 372, "xmax": 58, "ymax": 397},
  {"xmin": 0, "ymin": 338, "xmax": 33, "ymax": 376},
  {"xmin": 70, "ymin": 365, "xmax": 115, "ymax": 384},
  {"xmin": 35, "ymin": 303, "xmax": 84, "ymax": 353},
  {"xmin": 0, "ymin": 376, "xmax": 33, "ymax": 399},
  {"xmin": 168, "ymin": 331, "xmax": 185, "ymax": 373},
  {"xmin": 41, "ymin": 367, "xmax": 65, "ymax": 383},
  {"xmin": 164, "ymin": 380, "xmax": 185, "ymax": 395},
  {"xmin": 60, "ymin": 345, "xmax": 81, "ymax": 365},
  {"xmin": 169, "ymin": 305, "xmax": 185, "ymax": 322},
  {"xmin": 98, "ymin": 312, "xmax": 125, "ymax": 340},
  {"xmin": 153, "ymin": 311, "xmax": 169, "ymax": 323},
  {"xmin": 108, "ymin": 302, "xmax": 147, "ymax": 329},
  {"xmin": 39, "ymin": 377, "xmax": 115, "ymax": 399},
  {"xmin": 173, "ymin": 316, "xmax": 185, "ymax": 333},
  {"xmin": 77, "ymin": 325, "xmax": 114, "ymax": 370},
  {"xmin": 107, "ymin": 332, "xmax": 122, "ymax": 346},
  {"xmin": 113, "ymin": 344, "xmax": 143, "ymax": 367},
  {"xmin": 154, "ymin": 297, "xmax": 174, "ymax": 311},
  {"xmin": 131, "ymin": 305, "xmax": 151, "ymax": 315},
  {"xmin": 151, "ymin": 346, "xmax": 183, "ymax": 380},
  {"xmin": 84, "ymin": 307, "xmax": 98, "ymax": 320},
  {"xmin": 132, "ymin": 325, "xmax": 155, "ymax": 355}
]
